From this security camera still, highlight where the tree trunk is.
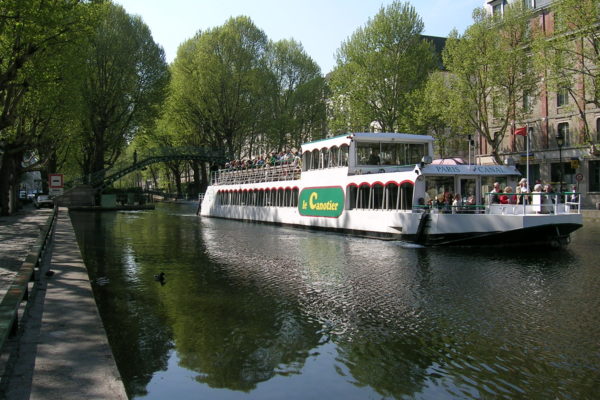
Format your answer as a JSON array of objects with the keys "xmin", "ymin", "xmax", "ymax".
[
  {"xmin": 0, "ymin": 150, "xmax": 23, "ymax": 216},
  {"xmin": 191, "ymin": 161, "xmax": 201, "ymax": 199},
  {"xmin": 200, "ymin": 162, "xmax": 209, "ymax": 193}
]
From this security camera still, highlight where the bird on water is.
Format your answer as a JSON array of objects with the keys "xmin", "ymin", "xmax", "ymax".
[{"xmin": 154, "ymin": 272, "xmax": 166, "ymax": 285}]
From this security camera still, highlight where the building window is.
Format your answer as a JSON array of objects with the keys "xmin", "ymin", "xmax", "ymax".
[
  {"xmin": 557, "ymin": 122, "xmax": 570, "ymax": 147},
  {"xmin": 596, "ymin": 118, "xmax": 600, "ymax": 142},
  {"xmin": 557, "ymin": 87, "xmax": 569, "ymax": 107},
  {"xmin": 491, "ymin": 0, "xmax": 507, "ymax": 16},
  {"xmin": 522, "ymin": 91, "xmax": 533, "ymax": 113},
  {"xmin": 551, "ymin": 162, "xmax": 576, "ymax": 188},
  {"xmin": 590, "ymin": 160, "xmax": 600, "ymax": 192}
]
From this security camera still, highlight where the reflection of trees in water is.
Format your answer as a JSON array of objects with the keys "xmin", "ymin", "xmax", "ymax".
[
  {"xmin": 171, "ymin": 282, "xmax": 321, "ymax": 391},
  {"xmin": 74, "ymin": 209, "xmax": 323, "ymax": 395},
  {"xmin": 72, "ymin": 211, "xmax": 174, "ymax": 398},
  {"xmin": 73, "ymin": 211, "xmax": 600, "ymax": 399}
]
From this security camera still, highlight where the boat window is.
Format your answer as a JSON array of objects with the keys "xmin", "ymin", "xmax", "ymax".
[
  {"xmin": 329, "ymin": 146, "xmax": 339, "ymax": 167},
  {"xmin": 408, "ymin": 144, "xmax": 426, "ymax": 165},
  {"xmin": 303, "ymin": 151, "xmax": 311, "ymax": 171},
  {"xmin": 459, "ymin": 178, "xmax": 477, "ymax": 208},
  {"xmin": 311, "ymin": 149, "xmax": 320, "ymax": 170},
  {"xmin": 347, "ymin": 185, "xmax": 357, "ymax": 210},
  {"xmin": 340, "ymin": 144, "xmax": 349, "ymax": 166},
  {"xmin": 372, "ymin": 183, "xmax": 384, "ymax": 209},
  {"xmin": 358, "ymin": 183, "xmax": 370, "ymax": 208},
  {"xmin": 387, "ymin": 183, "xmax": 399, "ymax": 209},
  {"xmin": 400, "ymin": 182, "xmax": 414, "ymax": 210},
  {"xmin": 356, "ymin": 142, "xmax": 380, "ymax": 165},
  {"xmin": 292, "ymin": 188, "xmax": 299, "ymax": 207},
  {"xmin": 425, "ymin": 176, "xmax": 455, "ymax": 206},
  {"xmin": 321, "ymin": 147, "xmax": 329, "ymax": 169},
  {"xmin": 357, "ymin": 142, "xmax": 428, "ymax": 166}
]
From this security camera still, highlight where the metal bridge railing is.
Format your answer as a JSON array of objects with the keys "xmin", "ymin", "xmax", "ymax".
[{"xmin": 65, "ymin": 146, "xmax": 226, "ymax": 189}]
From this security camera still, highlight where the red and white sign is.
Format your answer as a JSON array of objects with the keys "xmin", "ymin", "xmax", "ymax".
[{"xmin": 49, "ymin": 174, "xmax": 64, "ymax": 188}]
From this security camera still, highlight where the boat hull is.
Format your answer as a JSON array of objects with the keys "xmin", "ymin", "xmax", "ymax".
[{"xmin": 200, "ymin": 186, "xmax": 583, "ymax": 247}]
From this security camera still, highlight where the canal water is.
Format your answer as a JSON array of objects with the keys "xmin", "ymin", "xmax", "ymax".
[{"xmin": 70, "ymin": 204, "xmax": 600, "ymax": 399}]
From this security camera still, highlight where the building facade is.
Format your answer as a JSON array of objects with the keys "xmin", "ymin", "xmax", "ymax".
[{"xmin": 480, "ymin": 0, "xmax": 600, "ymax": 208}]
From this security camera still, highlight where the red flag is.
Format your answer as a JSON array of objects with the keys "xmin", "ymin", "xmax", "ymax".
[{"xmin": 514, "ymin": 127, "xmax": 527, "ymax": 136}]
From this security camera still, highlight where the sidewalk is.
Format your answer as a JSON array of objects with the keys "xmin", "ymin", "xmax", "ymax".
[
  {"xmin": 0, "ymin": 205, "xmax": 53, "ymax": 301},
  {"xmin": 1, "ymin": 208, "xmax": 127, "ymax": 399}
]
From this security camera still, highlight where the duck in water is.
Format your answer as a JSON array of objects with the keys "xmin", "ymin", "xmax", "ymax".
[{"xmin": 154, "ymin": 272, "xmax": 166, "ymax": 285}]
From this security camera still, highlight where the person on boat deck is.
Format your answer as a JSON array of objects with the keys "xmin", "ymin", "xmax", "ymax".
[
  {"xmin": 452, "ymin": 193, "xmax": 462, "ymax": 213},
  {"xmin": 545, "ymin": 184, "xmax": 557, "ymax": 204},
  {"xmin": 368, "ymin": 150, "xmax": 380, "ymax": 165},
  {"xmin": 490, "ymin": 182, "xmax": 501, "ymax": 204},
  {"xmin": 531, "ymin": 183, "xmax": 547, "ymax": 213},
  {"xmin": 568, "ymin": 185, "xmax": 579, "ymax": 203},
  {"xmin": 443, "ymin": 190, "xmax": 453, "ymax": 212},
  {"xmin": 515, "ymin": 178, "xmax": 529, "ymax": 204},
  {"xmin": 500, "ymin": 186, "xmax": 517, "ymax": 204}
]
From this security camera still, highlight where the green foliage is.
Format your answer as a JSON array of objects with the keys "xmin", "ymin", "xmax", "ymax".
[
  {"xmin": 0, "ymin": 0, "xmax": 93, "ymax": 214},
  {"xmin": 165, "ymin": 17, "xmax": 326, "ymax": 161},
  {"xmin": 265, "ymin": 39, "xmax": 327, "ymax": 151},
  {"xmin": 329, "ymin": 1, "xmax": 437, "ymax": 133},
  {"xmin": 75, "ymin": 2, "xmax": 169, "ymax": 177},
  {"xmin": 167, "ymin": 16, "xmax": 270, "ymax": 159},
  {"xmin": 441, "ymin": 4, "xmax": 537, "ymax": 164}
]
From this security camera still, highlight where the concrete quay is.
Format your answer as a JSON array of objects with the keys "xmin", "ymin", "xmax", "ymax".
[
  {"xmin": 0, "ymin": 207, "xmax": 127, "ymax": 399},
  {"xmin": 0, "ymin": 206, "xmax": 53, "ymax": 301}
]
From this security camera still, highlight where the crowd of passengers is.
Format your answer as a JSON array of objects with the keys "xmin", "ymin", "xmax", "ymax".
[
  {"xmin": 420, "ymin": 190, "xmax": 478, "ymax": 214},
  {"xmin": 420, "ymin": 178, "xmax": 579, "ymax": 214},
  {"xmin": 223, "ymin": 150, "xmax": 301, "ymax": 170},
  {"xmin": 488, "ymin": 179, "xmax": 579, "ymax": 206}
]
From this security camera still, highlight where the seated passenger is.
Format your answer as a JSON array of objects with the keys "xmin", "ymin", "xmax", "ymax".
[
  {"xmin": 500, "ymin": 186, "xmax": 516, "ymax": 204},
  {"xmin": 368, "ymin": 150, "xmax": 380, "ymax": 165},
  {"xmin": 490, "ymin": 182, "xmax": 501, "ymax": 204}
]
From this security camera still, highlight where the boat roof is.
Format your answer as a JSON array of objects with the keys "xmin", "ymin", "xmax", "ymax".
[{"xmin": 301, "ymin": 132, "xmax": 435, "ymax": 152}]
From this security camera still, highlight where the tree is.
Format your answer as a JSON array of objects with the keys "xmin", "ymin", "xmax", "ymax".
[
  {"xmin": 416, "ymin": 71, "xmax": 469, "ymax": 158},
  {"xmin": 168, "ymin": 17, "xmax": 270, "ymax": 160},
  {"xmin": 265, "ymin": 39, "xmax": 327, "ymax": 151},
  {"xmin": 75, "ymin": 2, "xmax": 168, "ymax": 182},
  {"xmin": 329, "ymin": 1, "xmax": 437, "ymax": 133},
  {"xmin": 533, "ymin": 0, "xmax": 600, "ymax": 143},
  {"xmin": 441, "ymin": 4, "xmax": 538, "ymax": 164},
  {"xmin": 0, "ymin": 0, "xmax": 90, "ymax": 215}
]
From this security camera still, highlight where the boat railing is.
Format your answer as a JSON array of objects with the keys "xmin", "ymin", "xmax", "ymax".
[
  {"xmin": 413, "ymin": 204, "xmax": 486, "ymax": 214},
  {"xmin": 484, "ymin": 192, "xmax": 581, "ymax": 215},
  {"xmin": 414, "ymin": 192, "xmax": 581, "ymax": 215},
  {"xmin": 211, "ymin": 163, "xmax": 301, "ymax": 186}
]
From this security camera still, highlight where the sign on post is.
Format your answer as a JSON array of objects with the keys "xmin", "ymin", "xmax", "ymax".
[
  {"xmin": 49, "ymin": 174, "xmax": 64, "ymax": 188},
  {"xmin": 48, "ymin": 173, "xmax": 64, "ymax": 197}
]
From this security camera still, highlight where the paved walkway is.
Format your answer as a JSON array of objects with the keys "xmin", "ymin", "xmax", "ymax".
[
  {"xmin": 1, "ymin": 208, "xmax": 127, "ymax": 399},
  {"xmin": 0, "ymin": 206, "xmax": 53, "ymax": 300}
]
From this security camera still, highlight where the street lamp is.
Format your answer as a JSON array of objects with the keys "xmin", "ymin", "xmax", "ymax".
[{"xmin": 556, "ymin": 131, "xmax": 565, "ymax": 198}]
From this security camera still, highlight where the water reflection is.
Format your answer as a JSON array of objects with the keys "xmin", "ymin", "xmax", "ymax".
[{"xmin": 71, "ymin": 205, "xmax": 600, "ymax": 399}]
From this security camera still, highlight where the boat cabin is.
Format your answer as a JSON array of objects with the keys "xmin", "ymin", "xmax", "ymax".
[{"xmin": 301, "ymin": 132, "xmax": 434, "ymax": 176}]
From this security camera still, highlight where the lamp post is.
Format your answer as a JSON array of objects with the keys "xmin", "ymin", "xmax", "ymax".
[{"xmin": 556, "ymin": 131, "xmax": 565, "ymax": 198}]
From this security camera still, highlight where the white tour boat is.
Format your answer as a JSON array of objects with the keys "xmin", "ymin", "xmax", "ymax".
[{"xmin": 200, "ymin": 132, "xmax": 583, "ymax": 247}]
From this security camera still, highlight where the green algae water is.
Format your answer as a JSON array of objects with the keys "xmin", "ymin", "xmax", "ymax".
[{"xmin": 70, "ymin": 203, "xmax": 600, "ymax": 399}]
